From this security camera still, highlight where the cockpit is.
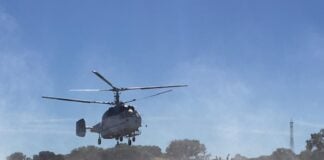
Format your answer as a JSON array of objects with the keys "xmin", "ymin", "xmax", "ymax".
[{"xmin": 102, "ymin": 105, "xmax": 135, "ymax": 120}]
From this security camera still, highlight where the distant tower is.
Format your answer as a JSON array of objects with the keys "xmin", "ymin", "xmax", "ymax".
[{"xmin": 290, "ymin": 119, "xmax": 294, "ymax": 151}]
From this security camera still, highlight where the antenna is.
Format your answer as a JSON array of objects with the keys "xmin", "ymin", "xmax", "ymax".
[{"xmin": 290, "ymin": 119, "xmax": 294, "ymax": 152}]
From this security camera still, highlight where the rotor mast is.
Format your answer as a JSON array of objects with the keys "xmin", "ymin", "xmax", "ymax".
[
  {"xmin": 114, "ymin": 90, "xmax": 120, "ymax": 105},
  {"xmin": 92, "ymin": 70, "xmax": 121, "ymax": 106}
]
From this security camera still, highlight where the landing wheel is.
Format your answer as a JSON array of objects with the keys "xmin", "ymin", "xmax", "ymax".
[
  {"xmin": 116, "ymin": 141, "xmax": 120, "ymax": 145},
  {"xmin": 119, "ymin": 136, "xmax": 123, "ymax": 142},
  {"xmin": 98, "ymin": 137, "xmax": 102, "ymax": 145},
  {"xmin": 132, "ymin": 137, "xmax": 135, "ymax": 142},
  {"xmin": 128, "ymin": 139, "xmax": 132, "ymax": 146}
]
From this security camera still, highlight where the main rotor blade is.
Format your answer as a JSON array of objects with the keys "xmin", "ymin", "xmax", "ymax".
[
  {"xmin": 69, "ymin": 89, "xmax": 110, "ymax": 92},
  {"xmin": 92, "ymin": 70, "xmax": 117, "ymax": 89},
  {"xmin": 120, "ymin": 85, "xmax": 188, "ymax": 91},
  {"xmin": 124, "ymin": 89, "xmax": 173, "ymax": 103},
  {"xmin": 42, "ymin": 96, "xmax": 113, "ymax": 105},
  {"xmin": 142, "ymin": 89, "xmax": 173, "ymax": 99}
]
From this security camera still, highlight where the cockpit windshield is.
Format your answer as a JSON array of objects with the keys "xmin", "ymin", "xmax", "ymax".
[{"xmin": 102, "ymin": 105, "xmax": 135, "ymax": 120}]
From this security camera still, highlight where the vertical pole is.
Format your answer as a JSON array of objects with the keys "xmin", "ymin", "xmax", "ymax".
[{"xmin": 290, "ymin": 119, "xmax": 294, "ymax": 152}]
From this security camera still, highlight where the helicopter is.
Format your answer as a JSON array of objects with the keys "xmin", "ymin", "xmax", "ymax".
[{"xmin": 42, "ymin": 70, "xmax": 187, "ymax": 146}]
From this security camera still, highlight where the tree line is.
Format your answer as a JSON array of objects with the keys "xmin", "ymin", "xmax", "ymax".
[
  {"xmin": 7, "ymin": 139, "xmax": 209, "ymax": 160},
  {"xmin": 7, "ymin": 139, "xmax": 324, "ymax": 160}
]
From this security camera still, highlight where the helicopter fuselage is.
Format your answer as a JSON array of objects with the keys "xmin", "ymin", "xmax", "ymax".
[{"xmin": 90, "ymin": 105, "xmax": 142, "ymax": 140}]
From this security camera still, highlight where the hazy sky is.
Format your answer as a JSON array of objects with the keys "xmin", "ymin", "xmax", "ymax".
[{"xmin": 1, "ymin": 0, "xmax": 324, "ymax": 159}]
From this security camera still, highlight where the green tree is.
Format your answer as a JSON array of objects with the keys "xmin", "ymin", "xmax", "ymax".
[
  {"xmin": 299, "ymin": 150, "xmax": 311, "ymax": 160},
  {"xmin": 65, "ymin": 146, "xmax": 104, "ymax": 160},
  {"xmin": 7, "ymin": 152, "xmax": 26, "ymax": 160},
  {"xmin": 102, "ymin": 144, "xmax": 162, "ymax": 160},
  {"xmin": 33, "ymin": 151, "xmax": 64, "ymax": 160},
  {"xmin": 166, "ymin": 139, "xmax": 207, "ymax": 160}
]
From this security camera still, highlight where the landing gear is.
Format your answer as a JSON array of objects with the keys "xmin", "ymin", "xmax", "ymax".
[
  {"xmin": 119, "ymin": 136, "xmax": 123, "ymax": 142},
  {"xmin": 98, "ymin": 136, "xmax": 102, "ymax": 145},
  {"xmin": 116, "ymin": 141, "xmax": 120, "ymax": 145},
  {"xmin": 132, "ymin": 136, "xmax": 135, "ymax": 142},
  {"xmin": 128, "ymin": 138, "xmax": 132, "ymax": 146}
]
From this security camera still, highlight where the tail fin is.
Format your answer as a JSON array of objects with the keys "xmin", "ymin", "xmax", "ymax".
[{"xmin": 76, "ymin": 119, "xmax": 86, "ymax": 137}]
